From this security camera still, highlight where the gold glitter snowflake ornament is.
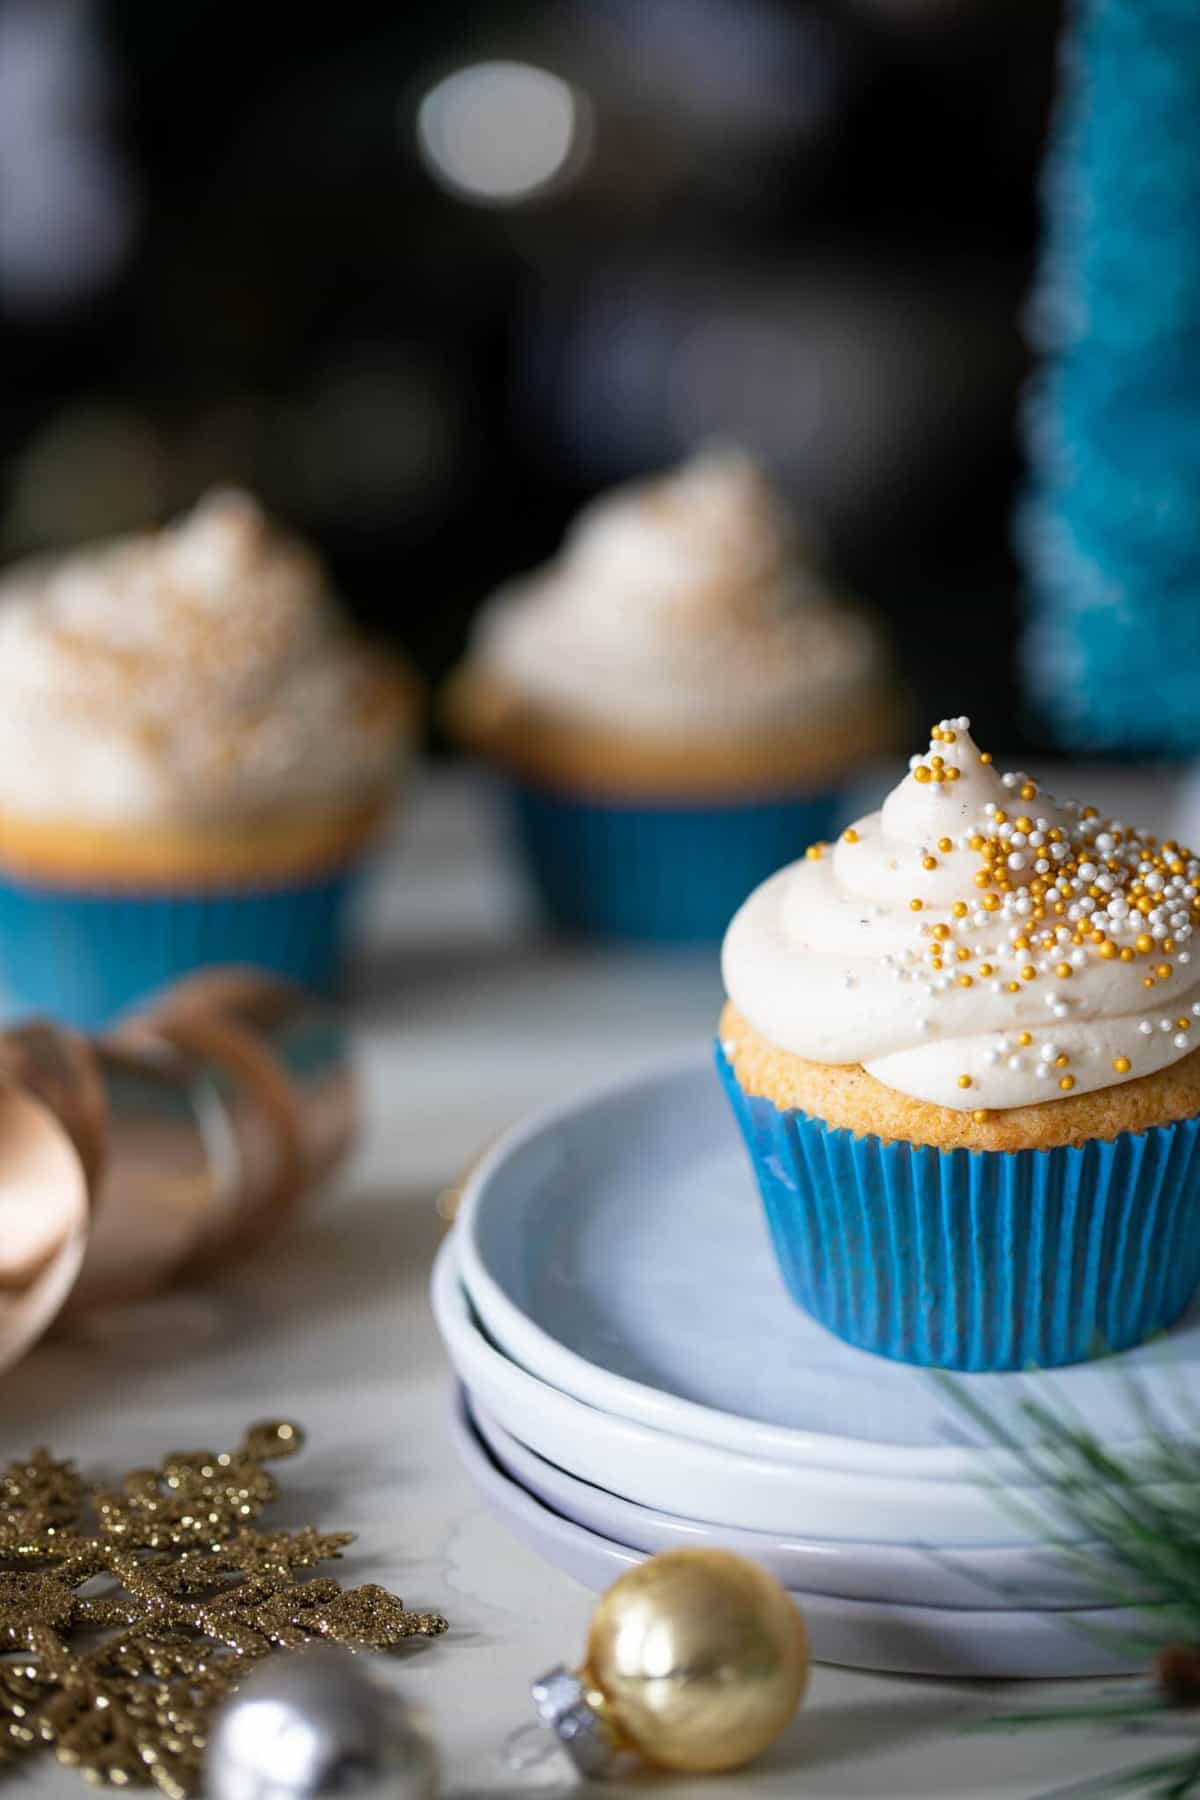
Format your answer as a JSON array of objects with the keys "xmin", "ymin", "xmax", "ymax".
[{"xmin": 0, "ymin": 1421, "xmax": 446, "ymax": 1796}]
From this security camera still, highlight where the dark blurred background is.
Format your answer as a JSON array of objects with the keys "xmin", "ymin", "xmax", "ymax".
[{"xmin": 0, "ymin": 0, "xmax": 1062, "ymax": 749}]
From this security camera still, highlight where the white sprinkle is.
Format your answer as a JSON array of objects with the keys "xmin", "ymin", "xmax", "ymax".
[
  {"xmin": 1036, "ymin": 1063, "xmax": 1052, "ymax": 1079},
  {"xmin": 1052, "ymin": 1002, "xmax": 1069, "ymax": 1019},
  {"xmin": 1078, "ymin": 862, "xmax": 1098, "ymax": 882},
  {"xmin": 1161, "ymin": 1019, "xmax": 1174, "ymax": 1033},
  {"xmin": 1181, "ymin": 951, "xmax": 1192, "ymax": 965},
  {"xmin": 1040, "ymin": 1043, "xmax": 1059, "ymax": 1062},
  {"xmin": 1001, "ymin": 773, "xmax": 1018, "ymax": 789},
  {"xmin": 1071, "ymin": 948, "xmax": 1088, "ymax": 968},
  {"xmin": 1035, "ymin": 859, "xmax": 1051, "ymax": 874},
  {"xmin": 1176, "ymin": 1033, "xmax": 1191, "ymax": 1049},
  {"xmin": 985, "ymin": 1048, "xmax": 1001, "ymax": 1065},
  {"xmin": 1140, "ymin": 1021, "xmax": 1154, "ymax": 1035},
  {"xmin": 1095, "ymin": 832, "xmax": 1115, "ymax": 853},
  {"xmin": 1008, "ymin": 852, "xmax": 1027, "ymax": 871},
  {"xmin": 1007, "ymin": 1055, "xmax": 1023, "ymax": 1071}
]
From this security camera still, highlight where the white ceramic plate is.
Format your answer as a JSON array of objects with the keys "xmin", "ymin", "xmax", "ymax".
[
  {"xmin": 466, "ymin": 1394, "xmax": 1137, "ymax": 1611},
  {"xmin": 433, "ymin": 1240, "xmax": 1188, "ymax": 1546},
  {"xmin": 449, "ymin": 1394, "xmax": 1147, "ymax": 1679},
  {"xmin": 457, "ymin": 1056, "xmax": 1200, "ymax": 1481}
]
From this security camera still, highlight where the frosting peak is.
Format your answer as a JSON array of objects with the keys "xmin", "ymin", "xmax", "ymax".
[
  {"xmin": 724, "ymin": 715, "xmax": 1200, "ymax": 1111},
  {"xmin": 562, "ymin": 447, "xmax": 801, "ymax": 630},
  {"xmin": 468, "ymin": 448, "xmax": 884, "ymax": 738},
  {"xmin": 0, "ymin": 490, "xmax": 413, "ymax": 825}
]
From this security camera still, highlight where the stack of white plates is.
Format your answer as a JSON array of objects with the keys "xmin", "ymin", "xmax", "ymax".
[{"xmin": 434, "ymin": 1056, "xmax": 1200, "ymax": 1678}]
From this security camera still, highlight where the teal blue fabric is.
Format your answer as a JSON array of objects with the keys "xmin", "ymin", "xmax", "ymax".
[
  {"xmin": 718, "ymin": 1043, "xmax": 1200, "ymax": 1372},
  {"xmin": 1022, "ymin": 0, "xmax": 1200, "ymax": 750},
  {"xmin": 505, "ymin": 780, "xmax": 841, "ymax": 943},
  {"xmin": 0, "ymin": 873, "xmax": 354, "ymax": 1028}
]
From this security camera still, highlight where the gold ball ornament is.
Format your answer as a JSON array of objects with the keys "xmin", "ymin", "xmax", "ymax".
[{"xmin": 532, "ymin": 1550, "xmax": 809, "ymax": 1777}]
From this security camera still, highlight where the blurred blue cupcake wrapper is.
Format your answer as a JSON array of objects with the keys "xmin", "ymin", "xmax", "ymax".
[
  {"xmin": 717, "ymin": 1043, "xmax": 1200, "ymax": 1372},
  {"xmin": 0, "ymin": 871, "xmax": 357, "ymax": 1030},
  {"xmin": 504, "ymin": 777, "xmax": 842, "ymax": 944}
]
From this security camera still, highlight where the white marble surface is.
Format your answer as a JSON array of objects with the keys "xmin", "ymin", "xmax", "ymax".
[{"xmin": 4, "ymin": 766, "xmax": 1193, "ymax": 1800}]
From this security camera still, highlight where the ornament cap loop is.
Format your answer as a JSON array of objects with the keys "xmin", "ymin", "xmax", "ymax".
[{"xmin": 530, "ymin": 1665, "xmax": 616, "ymax": 1779}]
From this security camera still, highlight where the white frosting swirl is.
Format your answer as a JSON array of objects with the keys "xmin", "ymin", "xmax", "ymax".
[
  {"xmin": 723, "ymin": 717, "xmax": 1200, "ymax": 1110},
  {"xmin": 468, "ymin": 448, "xmax": 884, "ymax": 737},
  {"xmin": 0, "ymin": 490, "xmax": 413, "ymax": 824}
]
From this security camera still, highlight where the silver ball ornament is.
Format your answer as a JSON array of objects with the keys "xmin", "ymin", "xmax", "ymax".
[{"xmin": 207, "ymin": 1647, "xmax": 438, "ymax": 1800}]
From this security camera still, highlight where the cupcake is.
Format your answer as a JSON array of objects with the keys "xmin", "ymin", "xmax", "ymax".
[
  {"xmin": 719, "ymin": 715, "xmax": 1200, "ymax": 1371},
  {"xmin": 0, "ymin": 490, "xmax": 418, "ymax": 1027},
  {"xmin": 447, "ymin": 449, "xmax": 895, "ymax": 942}
]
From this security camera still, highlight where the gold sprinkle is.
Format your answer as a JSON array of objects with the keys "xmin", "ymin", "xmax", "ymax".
[
  {"xmin": 843, "ymin": 827, "xmax": 860, "ymax": 844},
  {"xmin": 1059, "ymin": 1075, "xmax": 1075, "ymax": 1091},
  {"xmin": 979, "ymin": 751, "xmax": 993, "ymax": 764},
  {"xmin": 1158, "ymin": 963, "xmax": 1173, "ymax": 979},
  {"xmin": 1112, "ymin": 1056, "xmax": 1131, "ymax": 1074},
  {"xmin": 957, "ymin": 1074, "xmax": 972, "ymax": 1089},
  {"xmin": 913, "ymin": 766, "xmax": 932, "ymax": 785},
  {"xmin": 952, "ymin": 901, "xmax": 969, "ymax": 918},
  {"xmin": 958, "ymin": 974, "xmax": 974, "ymax": 987},
  {"xmin": 971, "ymin": 1109, "xmax": 989, "ymax": 1124},
  {"xmin": 1017, "ymin": 1031, "xmax": 1032, "ymax": 1046},
  {"xmin": 910, "ymin": 898, "xmax": 924, "ymax": 911},
  {"xmin": 978, "ymin": 962, "xmax": 995, "ymax": 977},
  {"xmin": 945, "ymin": 766, "xmax": 961, "ymax": 782},
  {"xmin": 1021, "ymin": 965, "xmax": 1037, "ymax": 981},
  {"xmin": 1054, "ymin": 1053, "xmax": 1069, "ymax": 1068},
  {"xmin": 805, "ymin": 843, "xmax": 825, "ymax": 861},
  {"xmin": 922, "ymin": 854, "xmax": 938, "ymax": 870},
  {"xmin": 937, "ymin": 837, "xmax": 953, "ymax": 853},
  {"xmin": 1136, "ymin": 933, "xmax": 1154, "ymax": 954},
  {"xmin": 1055, "ymin": 963, "xmax": 1073, "ymax": 979}
]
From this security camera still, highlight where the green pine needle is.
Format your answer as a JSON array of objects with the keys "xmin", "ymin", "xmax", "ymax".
[{"xmin": 935, "ymin": 1369, "xmax": 1200, "ymax": 1798}]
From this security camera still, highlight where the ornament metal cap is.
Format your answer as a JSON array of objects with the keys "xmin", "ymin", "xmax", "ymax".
[{"xmin": 529, "ymin": 1665, "xmax": 616, "ymax": 1778}]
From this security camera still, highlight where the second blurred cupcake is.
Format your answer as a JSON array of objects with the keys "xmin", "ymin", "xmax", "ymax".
[
  {"xmin": 0, "ymin": 491, "xmax": 418, "ymax": 1026},
  {"xmin": 447, "ymin": 448, "xmax": 896, "ymax": 942}
]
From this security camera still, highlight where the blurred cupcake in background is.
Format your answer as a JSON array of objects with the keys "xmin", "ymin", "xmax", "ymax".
[
  {"xmin": 447, "ymin": 447, "xmax": 897, "ymax": 941},
  {"xmin": 0, "ymin": 490, "xmax": 419, "ymax": 1026}
]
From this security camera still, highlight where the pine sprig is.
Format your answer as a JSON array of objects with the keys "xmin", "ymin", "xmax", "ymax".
[{"xmin": 936, "ymin": 1372, "xmax": 1200, "ymax": 1799}]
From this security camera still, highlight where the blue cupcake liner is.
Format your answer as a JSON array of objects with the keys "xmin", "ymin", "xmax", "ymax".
[
  {"xmin": 0, "ymin": 869, "xmax": 358, "ymax": 1029},
  {"xmin": 502, "ymin": 777, "xmax": 842, "ymax": 944},
  {"xmin": 716, "ymin": 1043, "xmax": 1200, "ymax": 1372}
]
